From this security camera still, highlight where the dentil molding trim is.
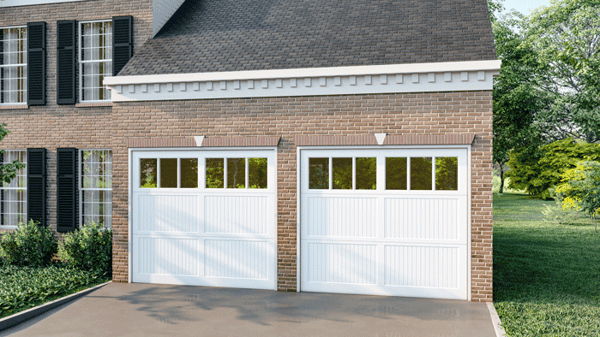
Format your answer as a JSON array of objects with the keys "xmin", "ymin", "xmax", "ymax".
[{"xmin": 105, "ymin": 60, "xmax": 501, "ymax": 102}]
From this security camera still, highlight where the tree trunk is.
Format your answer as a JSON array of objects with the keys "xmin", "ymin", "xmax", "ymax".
[{"xmin": 499, "ymin": 164, "xmax": 505, "ymax": 194}]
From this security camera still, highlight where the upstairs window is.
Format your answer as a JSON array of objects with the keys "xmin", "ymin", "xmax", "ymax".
[
  {"xmin": 79, "ymin": 21, "xmax": 112, "ymax": 102},
  {"xmin": 0, "ymin": 27, "xmax": 27, "ymax": 105}
]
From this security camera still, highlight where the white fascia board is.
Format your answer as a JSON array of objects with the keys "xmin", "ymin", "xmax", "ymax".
[
  {"xmin": 104, "ymin": 60, "xmax": 501, "ymax": 86},
  {"xmin": 0, "ymin": 0, "xmax": 83, "ymax": 7}
]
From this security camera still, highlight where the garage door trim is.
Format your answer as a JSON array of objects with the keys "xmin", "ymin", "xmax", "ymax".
[
  {"xmin": 296, "ymin": 145, "xmax": 472, "ymax": 300},
  {"xmin": 128, "ymin": 147, "xmax": 278, "ymax": 289}
]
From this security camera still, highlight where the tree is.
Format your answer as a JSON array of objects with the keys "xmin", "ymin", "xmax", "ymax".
[
  {"xmin": 0, "ymin": 123, "xmax": 26, "ymax": 185},
  {"xmin": 491, "ymin": 2, "xmax": 548, "ymax": 193},
  {"xmin": 556, "ymin": 161, "xmax": 600, "ymax": 232},
  {"xmin": 525, "ymin": 0, "xmax": 600, "ymax": 143}
]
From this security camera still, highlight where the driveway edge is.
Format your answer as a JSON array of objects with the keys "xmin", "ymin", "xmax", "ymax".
[
  {"xmin": 486, "ymin": 302, "xmax": 507, "ymax": 337},
  {"xmin": 0, "ymin": 281, "xmax": 111, "ymax": 332}
]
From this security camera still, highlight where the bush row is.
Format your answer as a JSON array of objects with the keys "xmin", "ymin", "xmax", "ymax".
[
  {"xmin": 0, "ymin": 264, "xmax": 107, "ymax": 318},
  {"xmin": 0, "ymin": 221, "xmax": 112, "ymax": 276}
]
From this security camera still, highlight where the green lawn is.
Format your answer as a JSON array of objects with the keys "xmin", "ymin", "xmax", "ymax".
[
  {"xmin": 494, "ymin": 193, "xmax": 600, "ymax": 336},
  {"xmin": 0, "ymin": 264, "xmax": 109, "ymax": 318}
]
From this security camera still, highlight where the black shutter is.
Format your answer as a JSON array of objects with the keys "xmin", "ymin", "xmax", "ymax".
[
  {"xmin": 57, "ymin": 20, "xmax": 76, "ymax": 105},
  {"xmin": 1, "ymin": 30, "xmax": 4, "ymax": 104},
  {"xmin": 27, "ymin": 148, "xmax": 47, "ymax": 226},
  {"xmin": 57, "ymin": 148, "xmax": 78, "ymax": 233},
  {"xmin": 27, "ymin": 22, "xmax": 46, "ymax": 106},
  {"xmin": 112, "ymin": 16, "xmax": 133, "ymax": 76}
]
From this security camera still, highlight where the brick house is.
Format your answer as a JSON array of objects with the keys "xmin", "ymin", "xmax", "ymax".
[{"xmin": 1, "ymin": 0, "xmax": 499, "ymax": 301}]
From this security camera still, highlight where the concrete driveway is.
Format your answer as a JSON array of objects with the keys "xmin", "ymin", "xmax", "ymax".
[{"xmin": 4, "ymin": 283, "xmax": 496, "ymax": 337}]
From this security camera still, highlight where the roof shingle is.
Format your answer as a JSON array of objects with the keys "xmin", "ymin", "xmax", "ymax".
[{"xmin": 120, "ymin": 0, "xmax": 497, "ymax": 76}]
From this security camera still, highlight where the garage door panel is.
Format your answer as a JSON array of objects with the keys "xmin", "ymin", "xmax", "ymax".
[
  {"xmin": 204, "ymin": 195, "xmax": 271, "ymax": 235},
  {"xmin": 136, "ymin": 194, "xmax": 199, "ymax": 233},
  {"xmin": 384, "ymin": 197, "xmax": 464, "ymax": 242},
  {"xmin": 136, "ymin": 237, "xmax": 200, "ymax": 276},
  {"xmin": 305, "ymin": 243, "xmax": 378, "ymax": 285},
  {"xmin": 383, "ymin": 245, "xmax": 461, "ymax": 288},
  {"xmin": 204, "ymin": 239, "xmax": 270, "ymax": 280},
  {"xmin": 304, "ymin": 196, "xmax": 378, "ymax": 238}
]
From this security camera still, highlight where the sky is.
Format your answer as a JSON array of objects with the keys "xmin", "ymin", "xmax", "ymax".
[{"xmin": 501, "ymin": 0, "xmax": 553, "ymax": 15}]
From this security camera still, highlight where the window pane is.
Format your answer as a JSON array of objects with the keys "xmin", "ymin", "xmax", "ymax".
[
  {"xmin": 206, "ymin": 158, "xmax": 224, "ymax": 188},
  {"xmin": 309, "ymin": 158, "xmax": 329, "ymax": 189},
  {"xmin": 140, "ymin": 159, "xmax": 157, "ymax": 188},
  {"xmin": 80, "ymin": 21, "xmax": 112, "ymax": 102},
  {"xmin": 386, "ymin": 157, "xmax": 407, "ymax": 190},
  {"xmin": 249, "ymin": 158, "xmax": 268, "ymax": 189},
  {"xmin": 436, "ymin": 157, "xmax": 458, "ymax": 191},
  {"xmin": 2, "ymin": 150, "xmax": 27, "ymax": 188},
  {"xmin": 411, "ymin": 157, "xmax": 433, "ymax": 190},
  {"xmin": 82, "ymin": 190, "xmax": 112, "ymax": 228},
  {"xmin": 1, "ymin": 189, "xmax": 27, "ymax": 227},
  {"xmin": 181, "ymin": 158, "xmax": 198, "ymax": 188},
  {"xmin": 227, "ymin": 158, "xmax": 246, "ymax": 189},
  {"xmin": 160, "ymin": 158, "xmax": 178, "ymax": 188},
  {"xmin": 356, "ymin": 157, "xmax": 376, "ymax": 190},
  {"xmin": 332, "ymin": 157, "xmax": 352, "ymax": 190}
]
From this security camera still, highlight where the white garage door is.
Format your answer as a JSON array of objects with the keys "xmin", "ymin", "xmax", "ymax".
[
  {"xmin": 300, "ymin": 148, "xmax": 468, "ymax": 299},
  {"xmin": 131, "ymin": 149, "xmax": 277, "ymax": 290}
]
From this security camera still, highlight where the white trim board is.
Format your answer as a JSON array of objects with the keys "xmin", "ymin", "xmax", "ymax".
[
  {"xmin": 105, "ymin": 61, "xmax": 501, "ymax": 102},
  {"xmin": 0, "ymin": 0, "xmax": 85, "ymax": 7}
]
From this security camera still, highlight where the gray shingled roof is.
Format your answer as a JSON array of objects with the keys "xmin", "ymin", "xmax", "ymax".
[{"xmin": 120, "ymin": 0, "xmax": 497, "ymax": 76}]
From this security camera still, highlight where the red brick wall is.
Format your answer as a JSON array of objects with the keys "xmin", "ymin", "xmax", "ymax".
[
  {"xmin": 0, "ymin": 0, "xmax": 153, "ymax": 229},
  {"xmin": 109, "ymin": 91, "xmax": 494, "ymax": 301},
  {"xmin": 1, "ymin": 90, "xmax": 493, "ymax": 301}
]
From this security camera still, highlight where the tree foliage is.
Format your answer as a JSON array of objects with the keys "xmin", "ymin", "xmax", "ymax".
[
  {"xmin": 507, "ymin": 139, "xmax": 600, "ymax": 198},
  {"xmin": 556, "ymin": 161, "xmax": 600, "ymax": 231},
  {"xmin": 489, "ymin": 0, "xmax": 548, "ymax": 192},
  {"xmin": 0, "ymin": 124, "xmax": 26, "ymax": 185},
  {"xmin": 526, "ymin": 0, "xmax": 600, "ymax": 143}
]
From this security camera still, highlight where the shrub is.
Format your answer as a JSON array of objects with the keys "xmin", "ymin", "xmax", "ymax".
[
  {"xmin": 0, "ymin": 264, "xmax": 108, "ymax": 318},
  {"xmin": 58, "ymin": 222, "xmax": 112, "ymax": 276},
  {"xmin": 555, "ymin": 161, "xmax": 600, "ymax": 232},
  {"xmin": 0, "ymin": 220, "xmax": 58, "ymax": 267},
  {"xmin": 507, "ymin": 139, "xmax": 600, "ymax": 198}
]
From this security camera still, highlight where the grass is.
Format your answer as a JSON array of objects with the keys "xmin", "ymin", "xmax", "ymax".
[
  {"xmin": 494, "ymin": 193, "xmax": 600, "ymax": 336},
  {"xmin": 0, "ymin": 263, "xmax": 110, "ymax": 318}
]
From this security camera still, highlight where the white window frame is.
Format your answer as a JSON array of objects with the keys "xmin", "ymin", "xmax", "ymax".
[
  {"xmin": 79, "ymin": 149, "xmax": 112, "ymax": 229},
  {"xmin": 0, "ymin": 25, "xmax": 27, "ymax": 106},
  {"xmin": 0, "ymin": 150, "xmax": 27, "ymax": 229},
  {"xmin": 78, "ymin": 20, "xmax": 112, "ymax": 103}
]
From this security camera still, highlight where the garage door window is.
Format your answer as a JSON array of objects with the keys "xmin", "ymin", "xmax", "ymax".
[
  {"xmin": 435, "ymin": 157, "xmax": 458, "ymax": 191},
  {"xmin": 140, "ymin": 159, "xmax": 158, "ymax": 188},
  {"xmin": 410, "ymin": 157, "xmax": 433, "ymax": 190},
  {"xmin": 386, "ymin": 157, "xmax": 407, "ymax": 190},
  {"xmin": 206, "ymin": 157, "xmax": 268, "ymax": 189},
  {"xmin": 181, "ymin": 158, "xmax": 198, "ymax": 188},
  {"xmin": 310, "ymin": 156, "xmax": 377, "ymax": 190},
  {"xmin": 140, "ymin": 158, "xmax": 199, "ymax": 189},
  {"xmin": 385, "ymin": 156, "xmax": 459, "ymax": 191},
  {"xmin": 356, "ymin": 157, "xmax": 376, "ymax": 190}
]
